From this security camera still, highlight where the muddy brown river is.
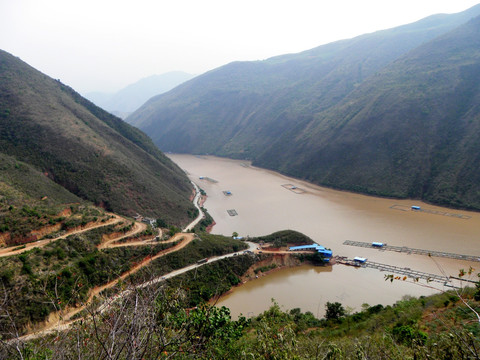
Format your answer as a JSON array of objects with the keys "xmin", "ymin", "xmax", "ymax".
[{"xmin": 169, "ymin": 154, "xmax": 480, "ymax": 318}]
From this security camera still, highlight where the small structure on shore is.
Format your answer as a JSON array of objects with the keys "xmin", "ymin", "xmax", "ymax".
[{"xmin": 289, "ymin": 244, "xmax": 333, "ymax": 262}]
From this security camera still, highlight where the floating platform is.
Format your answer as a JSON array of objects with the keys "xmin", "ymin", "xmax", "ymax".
[
  {"xmin": 390, "ymin": 204, "xmax": 470, "ymax": 219},
  {"xmin": 336, "ymin": 257, "xmax": 461, "ymax": 288},
  {"xmin": 281, "ymin": 184, "xmax": 305, "ymax": 194},
  {"xmin": 198, "ymin": 176, "xmax": 218, "ymax": 183},
  {"xmin": 343, "ymin": 240, "xmax": 480, "ymax": 262},
  {"xmin": 227, "ymin": 209, "xmax": 238, "ymax": 216}
]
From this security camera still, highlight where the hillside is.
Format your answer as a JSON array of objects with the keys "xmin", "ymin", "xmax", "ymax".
[
  {"xmin": 85, "ymin": 71, "xmax": 195, "ymax": 118},
  {"xmin": 259, "ymin": 15, "xmax": 480, "ymax": 209},
  {"xmin": 0, "ymin": 49, "xmax": 195, "ymax": 226},
  {"xmin": 128, "ymin": 5, "xmax": 480, "ymax": 210}
]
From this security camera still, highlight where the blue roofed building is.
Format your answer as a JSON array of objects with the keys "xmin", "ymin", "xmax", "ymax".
[{"xmin": 289, "ymin": 244, "xmax": 332, "ymax": 262}]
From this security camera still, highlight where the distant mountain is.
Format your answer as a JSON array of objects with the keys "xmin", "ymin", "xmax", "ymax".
[
  {"xmin": 128, "ymin": 5, "xmax": 480, "ymax": 210},
  {"xmin": 85, "ymin": 72, "xmax": 195, "ymax": 118},
  {"xmin": 0, "ymin": 50, "xmax": 196, "ymax": 225}
]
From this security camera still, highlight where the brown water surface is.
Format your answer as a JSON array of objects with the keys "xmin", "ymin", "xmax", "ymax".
[{"xmin": 169, "ymin": 154, "xmax": 480, "ymax": 318}]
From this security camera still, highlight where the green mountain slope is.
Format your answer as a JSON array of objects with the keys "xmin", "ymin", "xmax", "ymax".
[
  {"xmin": 128, "ymin": 5, "xmax": 480, "ymax": 210},
  {"xmin": 256, "ymin": 15, "xmax": 480, "ymax": 209},
  {"xmin": 0, "ymin": 50, "xmax": 195, "ymax": 225}
]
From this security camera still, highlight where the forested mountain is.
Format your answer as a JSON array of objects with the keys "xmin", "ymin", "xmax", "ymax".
[
  {"xmin": 128, "ymin": 5, "xmax": 480, "ymax": 210},
  {"xmin": 0, "ymin": 49, "xmax": 195, "ymax": 225},
  {"xmin": 85, "ymin": 71, "xmax": 195, "ymax": 118}
]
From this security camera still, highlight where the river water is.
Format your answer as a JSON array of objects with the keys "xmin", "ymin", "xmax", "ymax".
[{"xmin": 168, "ymin": 154, "xmax": 480, "ymax": 318}]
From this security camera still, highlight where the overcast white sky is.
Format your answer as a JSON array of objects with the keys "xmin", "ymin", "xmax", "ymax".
[{"xmin": 1, "ymin": 0, "xmax": 479, "ymax": 93}]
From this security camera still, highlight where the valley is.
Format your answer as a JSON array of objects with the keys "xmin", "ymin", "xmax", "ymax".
[
  {"xmin": 2, "ymin": 3, "xmax": 480, "ymax": 357},
  {"xmin": 130, "ymin": 5, "xmax": 480, "ymax": 212}
]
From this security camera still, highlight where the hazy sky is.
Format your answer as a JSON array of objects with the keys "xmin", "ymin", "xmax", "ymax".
[{"xmin": 1, "ymin": 0, "xmax": 479, "ymax": 93}]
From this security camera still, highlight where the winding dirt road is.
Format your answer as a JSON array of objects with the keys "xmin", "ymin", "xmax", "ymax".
[
  {"xmin": 0, "ymin": 214, "xmax": 123, "ymax": 258},
  {"xmin": 19, "ymin": 182, "xmax": 205, "ymax": 340}
]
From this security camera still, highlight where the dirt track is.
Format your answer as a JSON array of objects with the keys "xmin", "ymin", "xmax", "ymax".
[
  {"xmin": 0, "ymin": 214, "xmax": 123, "ymax": 257},
  {"xmin": 20, "ymin": 232, "xmax": 194, "ymax": 340},
  {"xmin": 17, "ymin": 181, "xmax": 204, "ymax": 340},
  {"xmin": 97, "ymin": 221, "xmax": 149, "ymax": 249}
]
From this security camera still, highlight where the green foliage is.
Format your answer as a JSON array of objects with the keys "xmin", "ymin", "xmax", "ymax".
[
  {"xmin": 0, "ymin": 222, "xmax": 175, "ymax": 335},
  {"xmin": 172, "ymin": 305, "xmax": 248, "ymax": 356},
  {"xmin": 254, "ymin": 264, "xmax": 277, "ymax": 274},
  {"xmin": 166, "ymin": 255, "xmax": 255, "ymax": 307},
  {"xmin": 131, "ymin": 233, "xmax": 248, "ymax": 286},
  {"xmin": 168, "ymin": 225, "xmax": 180, "ymax": 236},
  {"xmin": 325, "ymin": 301, "xmax": 345, "ymax": 322},
  {"xmin": 252, "ymin": 230, "xmax": 315, "ymax": 247},
  {"xmin": 1, "ymin": 275, "xmax": 480, "ymax": 358},
  {"xmin": 193, "ymin": 207, "xmax": 214, "ymax": 233},
  {"xmin": 156, "ymin": 218, "xmax": 167, "ymax": 228},
  {"xmin": 392, "ymin": 324, "xmax": 427, "ymax": 346}
]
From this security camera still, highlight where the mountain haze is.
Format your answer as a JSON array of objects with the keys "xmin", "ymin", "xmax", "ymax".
[
  {"xmin": 86, "ymin": 72, "xmax": 195, "ymax": 118},
  {"xmin": 128, "ymin": 5, "xmax": 480, "ymax": 210},
  {"xmin": 0, "ymin": 50, "xmax": 195, "ymax": 225}
]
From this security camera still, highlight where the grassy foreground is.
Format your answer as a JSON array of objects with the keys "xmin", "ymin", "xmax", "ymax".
[{"xmin": 2, "ymin": 279, "xmax": 479, "ymax": 359}]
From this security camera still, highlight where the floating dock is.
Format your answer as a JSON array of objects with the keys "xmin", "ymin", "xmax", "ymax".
[
  {"xmin": 336, "ymin": 257, "xmax": 463, "ymax": 288},
  {"xmin": 281, "ymin": 184, "xmax": 305, "ymax": 194},
  {"xmin": 390, "ymin": 204, "xmax": 471, "ymax": 219},
  {"xmin": 342, "ymin": 240, "xmax": 480, "ymax": 262},
  {"xmin": 198, "ymin": 176, "xmax": 218, "ymax": 183}
]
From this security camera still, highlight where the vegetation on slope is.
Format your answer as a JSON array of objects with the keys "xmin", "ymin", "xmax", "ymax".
[
  {"xmin": 0, "ymin": 230, "xmax": 247, "ymax": 337},
  {"xmin": 268, "ymin": 15, "xmax": 480, "ymax": 209},
  {"xmin": 251, "ymin": 229, "xmax": 315, "ymax": 247},
  {"xmin": 0, "ymin": 153, "xmax": 111, "ymax": 246},
  {"xmin": 0, "ymin": 49, "xmax": 195, "ymax": 225},
  {"xmin": 130, "ymin": 233, "xmax": 248, "ymax": 283},
  {"xmin": 3, "ymin": 279, "xmax": 479, "ymax": 359},
  {"xmin": 0, "ymin": 222, "xmax": 174, "ymax": 333}
]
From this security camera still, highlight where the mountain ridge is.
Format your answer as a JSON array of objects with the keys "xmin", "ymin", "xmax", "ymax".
[
  {"xmin": 0, "ymin": 49, "xmax": 195, "ymax": 225},
  {"xmin": 85, "ymin": 71, "xmax": 195, "ymax": 118},
  {"xmin": 128, "ymin": 5, "xmax": 480, "ymax": 210}
]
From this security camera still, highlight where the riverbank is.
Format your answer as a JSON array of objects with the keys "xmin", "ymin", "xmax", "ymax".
[
  {"xmin": 170, "ymin": 154, "xmax": 480, "ymax": 317},
  {"xmin": 213, "ymin": 252, "xmax": 331, "ymax": 304}
]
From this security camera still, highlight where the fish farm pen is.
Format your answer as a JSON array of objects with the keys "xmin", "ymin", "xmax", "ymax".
[
  {"xmin": 335, "ymin": 257, "xmax": 471, "ymax": 289},
  {"xmin": 342, "ymin": 240, "xmax": 480, "ymax": 262}
]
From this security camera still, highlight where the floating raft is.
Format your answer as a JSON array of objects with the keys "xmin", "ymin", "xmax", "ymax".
[
  {"xmin": 227, "ymin": 209, "xmax": 238, "ymax": 216},
  {"xmin": 390, "ymin": 204, "xmax": 471, "ymax": 219},
  {"xmin": 198, "ymin": 176, "xmax": 218, "ymax": 183},
  {"xmin": 281, "ymin": 184, "xmax": 305, "ymax": 194},
  {"xmin": 343, "ymin": 240, "xmax": 480, "ymax": 262},
  {"xmin": 336, "ymin": 257, "xmax": 463, "ymax": 288}
]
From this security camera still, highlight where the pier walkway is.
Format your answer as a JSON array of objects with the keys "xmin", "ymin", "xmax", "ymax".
[
  {"xmin": 389, "ymin": 204, "xmax": 471, "ymax": 219},
  {"xmin": 336, "ymin": 257, "xmax": 465, "ymax": 288},
  {"xmin": 343, "ymin": 240, "xmax": 480, "ymax": 262}
]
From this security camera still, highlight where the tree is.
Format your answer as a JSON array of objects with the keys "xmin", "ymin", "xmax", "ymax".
[
  {"xmin": 232, "ymin": 231, "xmax": 238, "ymax": 238},
  {"xmin": 325, "ymin": 301, "xmax": 345, "ymax": 322}
]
